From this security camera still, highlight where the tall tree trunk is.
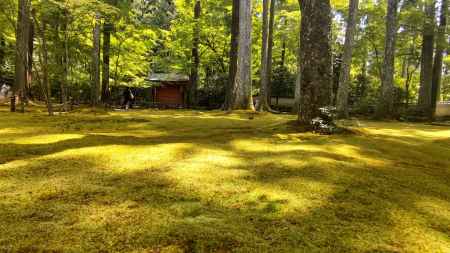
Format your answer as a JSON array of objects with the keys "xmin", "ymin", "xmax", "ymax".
[
  {"xmin": 223, "ymin": 0, "xmax": 239, "ymax": 110},
  {"xmin": 13, "ymin": 0, "xmax": 30, "ymax": 112},
  {"xmin": 293, "ymin": 16, "xmax": 301, "ymax": 113},
  {"xmin": 431, "ymin": 0, "xmax": 447, "ymax": 116},
  {"xmin": 336, "ymin": 0, "xmax": 359, "ymax": 119},
  {"xmin": 418, "ymin": 0, "xmax": 435, "ymax": 115},
  {"xmin": 91, "ymin": 13, "xmax": 101, "ymax": 107},
  {"xmin": 189, "ymin": 0, "xmax": 201, "ymax": 107},
  {"xmin": 375, "ymin": 0, "xmax": 399, "ymax": 119},
  {"xmin": 266, "ymin": 0, "xmax": 275, "ymax": 103},
  {"xmin": 26, "ymin": 17, "xmax": 33, "ymax": 101},
  {"xmin": 62, "ymin": 18, "xmax": 69, "ymax": 111},
  {"xmin": 235, "ymin": 0, "xmax": 254, "ymax": 110},
  {"xmin": 102, "ymin": 22, "xmax": 112, "ymax": 104},
  {"xmin": 226, "ymin": 0, "xmax": 254, "ymax": 110},
  {"xmin": 297, "ymin": 0, "xmax": 332, "ymax": 125},
  {"xmin": 257, "ymin": 0, "xmax": 270, "ymax": 111}
]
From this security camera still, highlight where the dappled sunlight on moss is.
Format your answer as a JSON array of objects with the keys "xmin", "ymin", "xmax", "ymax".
[{"xmin": 0, "ymin": 107, "xmax": 449, "ymax": 251}]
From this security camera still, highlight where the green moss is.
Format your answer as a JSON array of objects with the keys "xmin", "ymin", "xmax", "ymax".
[{"xmin": 0, "ymin": 106, "xmax": 449, "ymax": 252}]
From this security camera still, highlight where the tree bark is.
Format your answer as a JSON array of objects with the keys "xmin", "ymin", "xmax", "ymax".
[
  {"xmin": 235, "ymin": 0, "xmax": 254, "ymax": 110},
  {"xmin": 431, "ymin": 0, "xmax": 447, "ymax": 116},
  {"xmin": 297, "ymin": 0, "xmax": 333, "ymax": 125},
  {"xmin": 336, "ymin": 0, "xmax": 359, "ymax": 119},
  {"xmin": 223, "ymin": 0, "xmax": 239, "ymax": 110},
  {"xmin": 91, "ymin": 12, "xmax": 101, "ymax": 107},
  {"xmin": 375, "ymin": 0, "xmax": 399, "ymax": 119},
  {"xmin": 418, "ymin": 0, "xmax": 435, "ymax": 114},
  {"xmin": 225, "ymin": 0, "xmax": 254, "ymax": 110},
  {"xmin": 13, "ymin": 0, "xmax": 31, "ymax": 112},
  {"xmin": 189, "ymin": 0, "xmax": 201, "ymax": 107}
]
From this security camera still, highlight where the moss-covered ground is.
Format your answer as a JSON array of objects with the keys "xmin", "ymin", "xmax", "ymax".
[{"xmin": 0, "ymin": 106, "xmax": 449, "ymax": 252}]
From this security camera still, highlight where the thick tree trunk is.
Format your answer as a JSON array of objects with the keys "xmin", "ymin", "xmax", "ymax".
[
  {"xmin": 336, "ymin": 0, "xmax": 359, "ymax": 119},
  {"xmin": 257, "ymin": 0, "xmax": 270, "ymax": 111},
  {"xmin": 189, "ymin": 0, "xmax": 201, "ymax": 107},
  {"xmin": 91, "ymin": 13, "xmax": 101, "ymax": 107},
  {"xmin": 418, "ymin": 0, "xmax": 435, "ymax": 114},
  {"xmin": 297, "ymin": 0, "xmax": 332, "ymax": 125},
  {"xmin": 234, "ymin": 0, "xmax": 254, "ymax": 110},
  {"xmin": 102, "ymin": 22, "xmax": 113, "ymax": 104},
  {"xmin": 431, "ymin": 0, "xmax": 447, "ymax": 115},
  {"xmin": 13, "ymin": 0, "xmax": 31, "ymax": 112},
  {"xmin": 226, "ymin": 0, "xmax": 254, "ymax": 110},
  {"xmin": 223, "ymin": 0, "xmax": 239, "ymax": 110},
  {"xmin": 375, "ymin": 0, "xmax": 398, "ymax": 119}
]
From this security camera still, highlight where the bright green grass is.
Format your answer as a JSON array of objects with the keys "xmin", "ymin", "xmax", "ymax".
[{"xmin": 0, "ymin": 106, "xmax": 449, "ymax": 252}]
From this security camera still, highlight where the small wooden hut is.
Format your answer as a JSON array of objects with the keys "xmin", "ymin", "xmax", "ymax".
[{"xmin": 147, "ymin": 73, "xmax": 190, "ymax": 108}]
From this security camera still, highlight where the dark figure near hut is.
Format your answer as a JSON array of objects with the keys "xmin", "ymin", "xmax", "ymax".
[{"xmin": 123, "ymin": 87, "xmax": 134, "ymax": 110}]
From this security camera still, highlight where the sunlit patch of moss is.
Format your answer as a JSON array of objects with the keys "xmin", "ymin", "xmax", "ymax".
[
  {"xmin": 363, "ymin": 121, "xmax": 450, "ymax": 139},
  {"xmin": 10, "ymin": 134, "xmax": 86, "ymax": 144}
]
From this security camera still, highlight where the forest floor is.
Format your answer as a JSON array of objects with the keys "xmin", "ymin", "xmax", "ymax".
[{"xmin": 0, "ymin": 106, "xmax": 449, "ymax": 252}]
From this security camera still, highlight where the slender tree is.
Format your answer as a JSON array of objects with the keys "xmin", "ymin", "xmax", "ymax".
[
  {"xmin": 266, "ymin": 0, "xmax": 276, "ymax": 106},
  {"xmin": 91, "ymin": 12, "xmax": 101, "ymax": 107},
  {"xmin": 336, "ymin": 0, "xmax": 359, "ymax": 119},
  {"xmin": 431, "ymin": 0, "xmax": 447, "ymax": 115},
  {"xmin": 294, "ymin": 16, "xmax": 301, "ymax": 113},
  {"xmin": 26, "ymin": 17, "xmax": 33, "ymax": 100},
  {"xmin": 189, "ymin": 0, "xmax": 201, "ymax": 107},
  {"xmin": 102, "ymin": 22, "xmax": 113, "ymax": 104},
  {"xmin": 257, "ymin": 0, "xmax": 270, "ymax": 111},
  {"xmin": 62, "ymin": 16, "xmax": 69, "ymax": 111},
  {"xmin": 418, "ymin": 0, "xmax": 435, "ymax": 114},
  {"xmin": 375, "ymin": 0, "xmax": 399, "ymax": 119},
  {"xmin": 297, "ymin": 0, "xmax": 332, "ymax": 125}
]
